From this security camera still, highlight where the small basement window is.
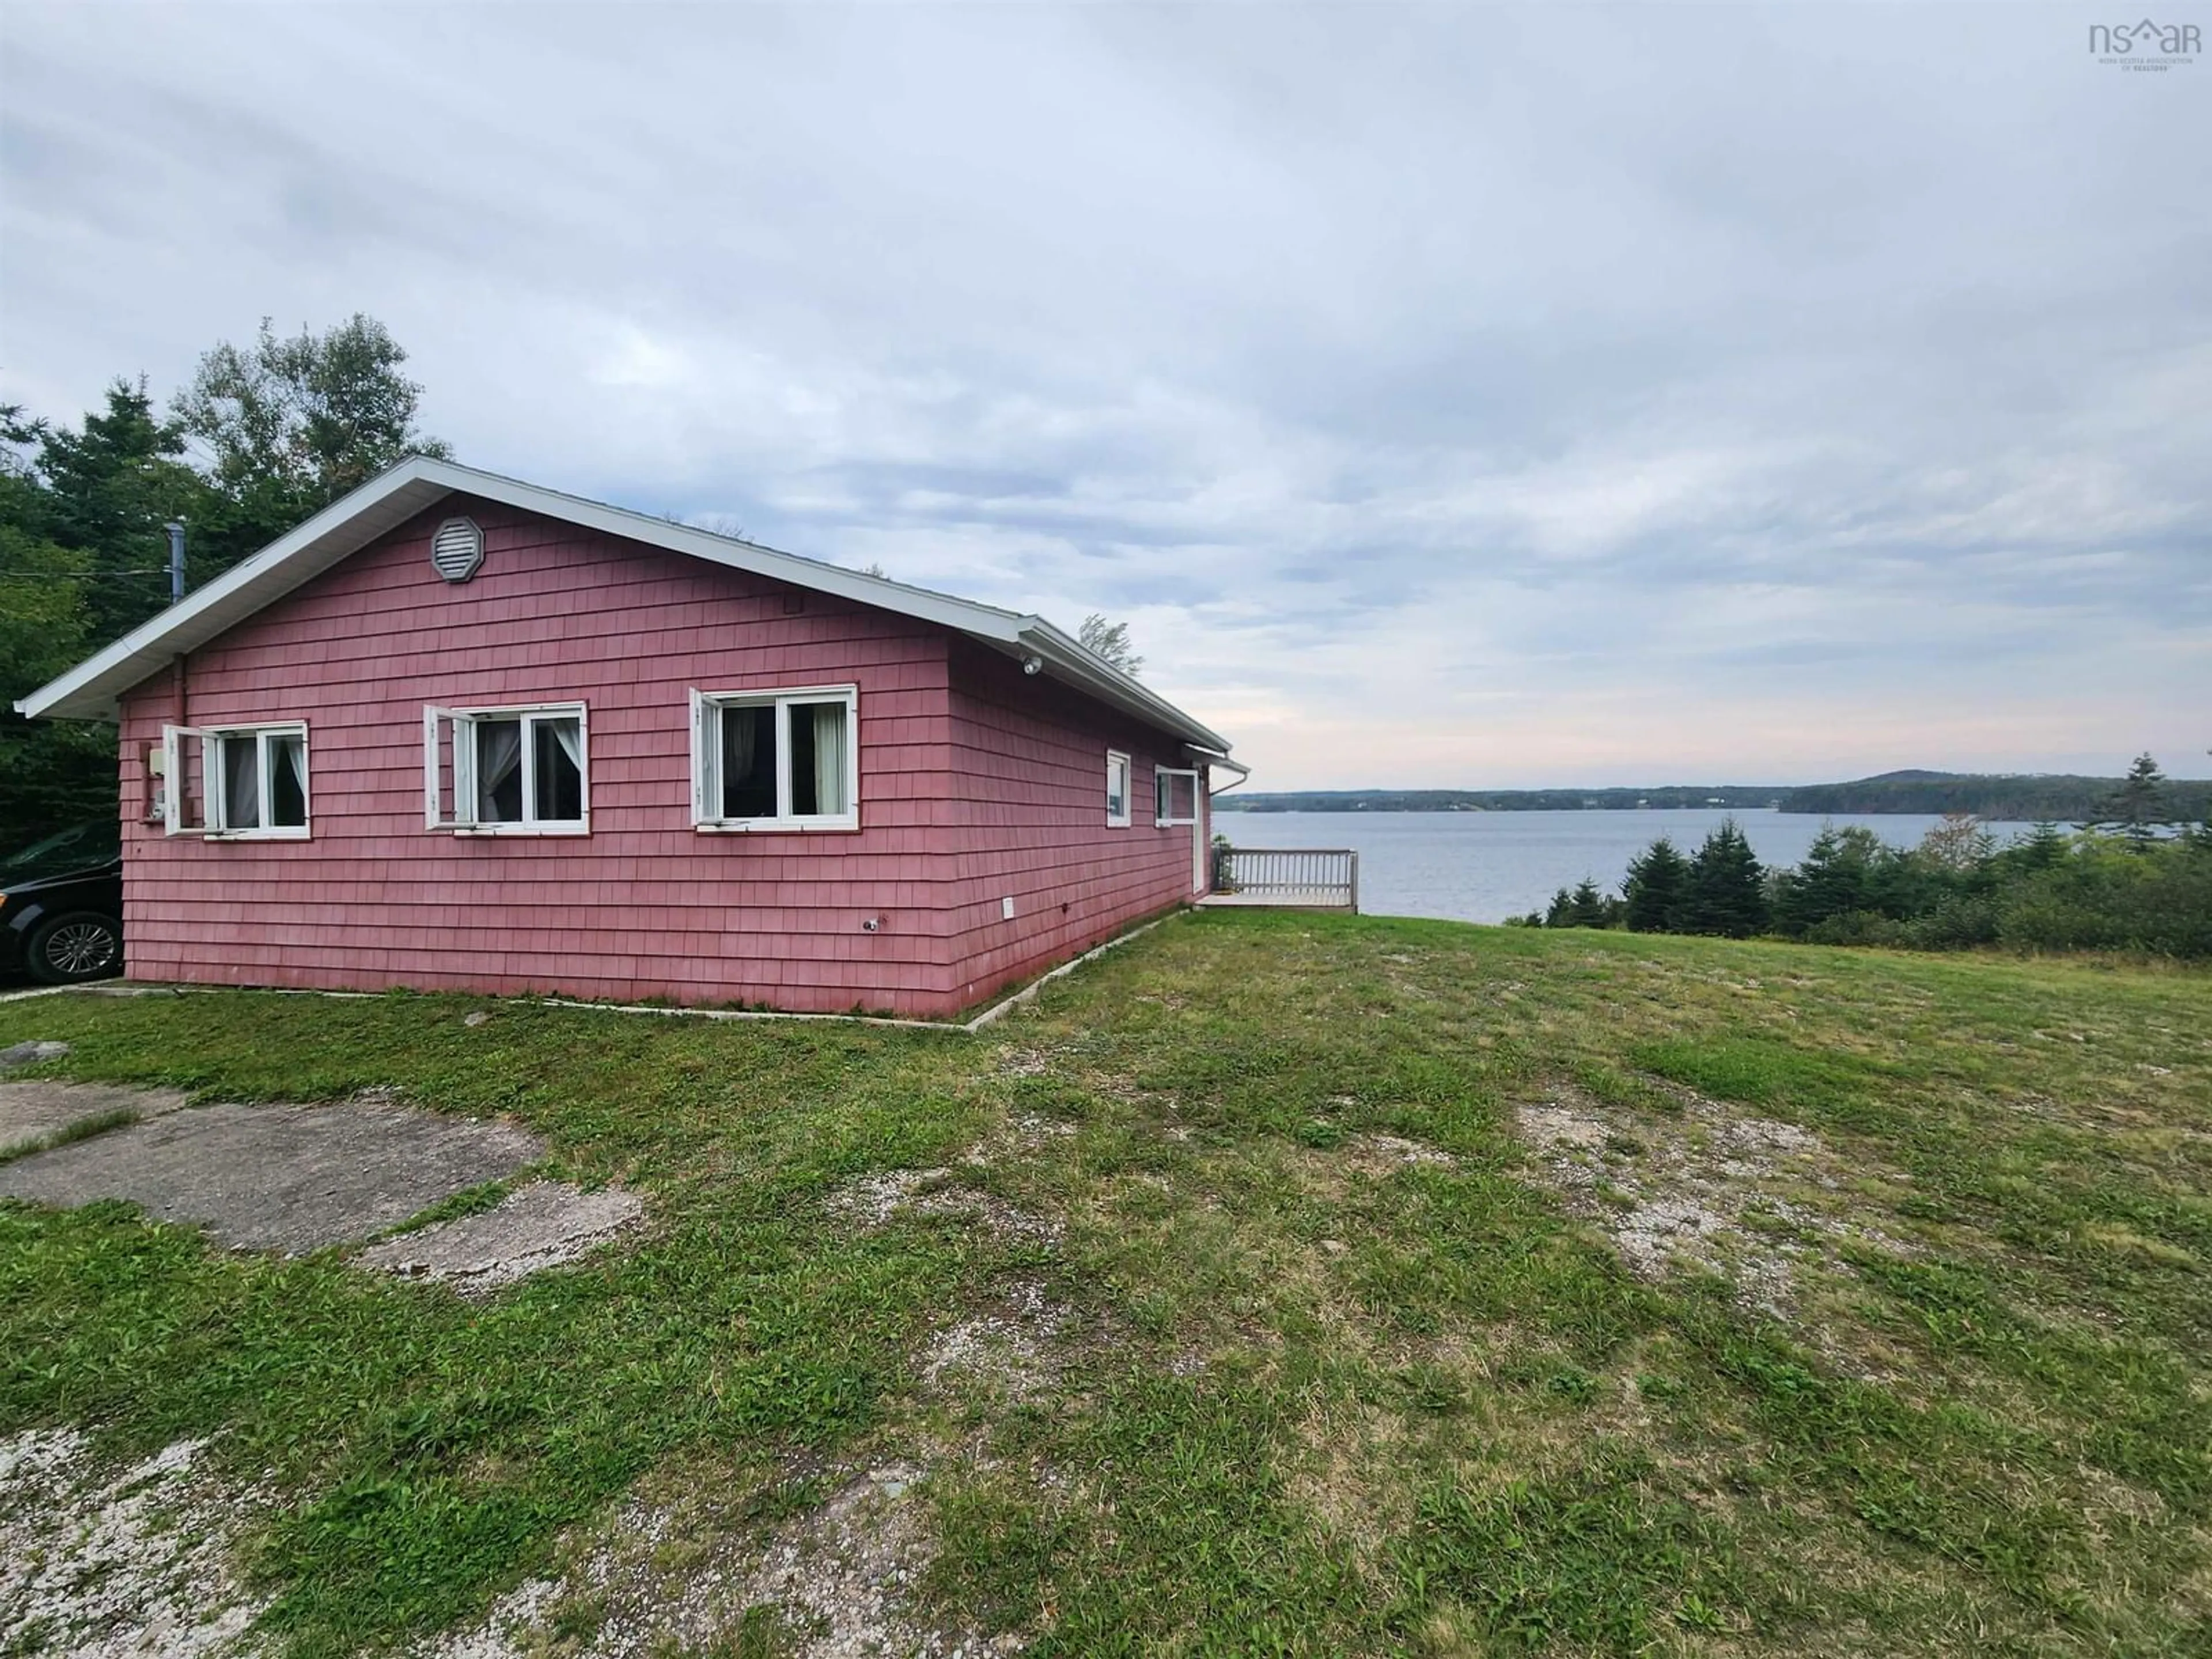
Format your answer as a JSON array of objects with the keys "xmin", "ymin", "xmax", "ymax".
[
  {"xmin": 161, "ymin": 722, "xmax": 310, "ymax": 839},
  {"xmin": 1106, "ymin": 750, "xmax": 1132, "ymax": 827},
  {"xmin": 1155, "ymin": 767, "xmax": 1199, "ymax": 827},
  {"xmin": 424, "ymin": 703, "xmax": 589, "ymax": 834},
  {"xmin": 690, "ymin": 684, "xmax": 858, "ymax": 831}
]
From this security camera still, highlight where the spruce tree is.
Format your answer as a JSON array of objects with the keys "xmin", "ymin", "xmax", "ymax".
[
  {"xmin": 4, "ymin": 315, "xmax": 448, "ymax": 852},
  {"xmin": 2089, "ymin": 753, "xmax": 2171, "ymax": 851},
  {"xmin": 1997, "ymin": 820, "xmax": 2072, "ymax": 876},
  {"xmin": 1623, "ymin": 836, "xmax": 1690, "ymax": 933},
  {"xmin": 1685, "ymin": 820, "xmax": 1768, "ymax": 937},
  {"xmin": 1543, "ymin": 886, "xmax": 1577, "ymax": 928},
  {"xmin": 1773, "ymin": 824, "xmax": 1876, "ymax": 936},
  {"xmin": 1567, "ymin": 877, "xmax": 1610, "ymax": 928}
]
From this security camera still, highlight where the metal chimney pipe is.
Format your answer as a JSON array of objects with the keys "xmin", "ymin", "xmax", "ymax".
[{"xmin": 164, "ymin": 521, "xmax": 186, "ymax": 605}]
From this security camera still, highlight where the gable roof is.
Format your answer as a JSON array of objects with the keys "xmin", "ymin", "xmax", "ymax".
[{"xmin": 14, "ymin": 457, "xmax": 1234, "ymax": 755}]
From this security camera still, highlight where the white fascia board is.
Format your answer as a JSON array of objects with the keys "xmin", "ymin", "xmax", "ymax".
[
  {"xmin": 438, "ymin": 461, "xmax": 1035, "ymax": 646},
  {"xmin": 16, "ymin": 457, "xmax": 1037, "ymax": 721},
  {"xmin": 14, "ymin": 465, "xmax": 452, "ymax": 720},
  {"xmin": 14, "ymin": 457, "xmax": 1235, "ymax": 763}
]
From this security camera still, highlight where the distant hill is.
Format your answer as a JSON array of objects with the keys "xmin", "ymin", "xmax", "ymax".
[
  {"xmin": 1216, "ymin": 772, "xmax": 2212, "ymax": 821},
  {"xmin": 1775, "ymin": 772, "xmax": 2211, "ymax": 820},
  {"xmin": 1215, "ymin": 786, "xmax": 1781, "ymax": 814}
]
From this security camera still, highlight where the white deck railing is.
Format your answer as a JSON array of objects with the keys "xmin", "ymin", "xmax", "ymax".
[{"xmin": 1210, "ymin": 846, "xmax": 1359, "ymax": 912}]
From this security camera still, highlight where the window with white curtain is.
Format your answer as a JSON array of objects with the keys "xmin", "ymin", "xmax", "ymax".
[
  {"xmin": 688, "ymin": 684, "xmax": 858, "ymax": 831},
  {"xmin": 1106, "ymin": 750, "xmax": 1132, "ymax": 827},
  {"xmin": 423, "ymin": 703, "xmax": 589, "ymax": 834},
  {"xmin": 160, "ymin": 721, "xmax": 310, "ymax": 839}
]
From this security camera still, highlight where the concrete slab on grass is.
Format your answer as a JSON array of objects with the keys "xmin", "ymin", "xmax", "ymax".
[
  {"xmin": 1, "ymin": 1040, "xmax": 71, "ymax": 1069},
  {"xmin": 355, "ymin": 1180, "xmax": 644, "ymax": 1293},
  {"xmin": 0, "ymin": 1098, "xmax": 543, "ymax": 1254},
  {"xmin": 0, "ymin": 1081, "xmax": 189, "ymax": 1158}
]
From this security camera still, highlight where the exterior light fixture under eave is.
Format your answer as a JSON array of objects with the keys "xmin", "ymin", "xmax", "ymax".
[{"xmin": 1021, "ymin": 654, "xmax": 1044, "ymax": 675}]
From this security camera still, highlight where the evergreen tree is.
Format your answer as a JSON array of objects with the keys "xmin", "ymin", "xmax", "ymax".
[
  {"xmin": 0, "ymin": 443, "xmax": 108, "ymax": 848},
  {"xmin": 1, "ymin": 390, "xmax": 209, "ymax": 847},
  {"xmin": 1622, "ymin": 835, "xmax": 1690, "ymax": 933},
  {"xmin": 1567, "ymin": 877, "xmax": 1611, "ymax": 927},
  {"xmin": 1684, "ymin": 820, "xmax": 1768, "ymax": 937},
  {"xmin": 1772, "ymin": 824, "xmax": 1876, "ymax": 935},
  {"xmin": 2004, "ymin": 820, "xmax": 2073, "ymax": 873},
  {"xmin": 26, "ymin": 382, "xmax": 205, "ymax": 641},
  {"xmin": 1543, "ymin": 885, "xmax": 1577, "ymax": 928},
  {"xmin": 2, "ymin": 315, "xmax": 448, "ymax": 853},
  {"xmin": 2088, "ymin": 753, "xmax": 2171, "ymax": 850}
]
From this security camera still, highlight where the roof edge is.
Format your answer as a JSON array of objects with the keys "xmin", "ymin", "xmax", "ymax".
[{"xmin": 14, "ymin": 457, "xmax": 1232, "ymax": 754}]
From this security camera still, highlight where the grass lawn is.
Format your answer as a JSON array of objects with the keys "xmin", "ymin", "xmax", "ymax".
[{"xmin": 2, "ymin": 911, "xmax": 2209, "ymax": 1656}]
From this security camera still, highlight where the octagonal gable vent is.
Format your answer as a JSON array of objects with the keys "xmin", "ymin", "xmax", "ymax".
[{"xmin": 430, "ymin": 516, "xmax": 484, "ymax": 583}]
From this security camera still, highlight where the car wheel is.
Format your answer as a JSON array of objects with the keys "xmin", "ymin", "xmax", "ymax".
[{"xmin": 25, "ymin": 911, "xmax": 123, "ymax": 984}]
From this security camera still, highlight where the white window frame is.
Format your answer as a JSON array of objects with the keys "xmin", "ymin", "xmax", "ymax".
[
  {"xmin": 423, "ymin": 702, "xmax": 591, "ymax": 836},
  {"xmin": 689, "ymin": 683, "xmax": 861, "ymax": 834},
  {"xmin": 160, "ymin": 721, "xmax": 311, "ymax": 840},
  {"xmin": 1106, "ymin": 749, "xmax": 1132, "ymax": 828},
  {"xmin": 1155, "ymin": 766, "xmax": 1199, "ymax": 828}
]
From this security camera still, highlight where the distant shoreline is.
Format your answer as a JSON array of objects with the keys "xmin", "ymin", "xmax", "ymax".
[{"xmin": 1215, "ymin": 773, "xmax": 2211, "ymax": 821}]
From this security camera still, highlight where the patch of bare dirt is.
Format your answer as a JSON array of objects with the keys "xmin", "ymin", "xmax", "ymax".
[
  {"xmin": 1295, "ymin": 1131, "xmax": 1460, "ymax": 1204},
  {"xmin": 826, "ymin": 1168, "xmax": 1062, "ymax": 1245},
  {"xmin": 0, "ymin": 1428, "xmax": 266, "ymax": 1658},
  {"xmin": 1516, "ymin": 1084, "xmax": 1910, "ymax": 1315}
]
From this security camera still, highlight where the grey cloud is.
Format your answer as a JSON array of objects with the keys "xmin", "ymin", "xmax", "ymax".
[{"xmin": 1, "ymin": 2, "xmax": 2205, "ymax": 786}]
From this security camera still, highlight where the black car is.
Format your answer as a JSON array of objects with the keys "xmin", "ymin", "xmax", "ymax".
[{"xmin": 0, "ymin": 822, "xmax": 124, "ymax": 984}]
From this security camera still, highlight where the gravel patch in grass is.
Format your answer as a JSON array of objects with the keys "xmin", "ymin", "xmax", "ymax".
[
  {"xmin": 921, "ymin": 1279, "xmax": 1071, "ymax": 1403},
  {"xmin": 1517, "ymin": 1083, "xmax": 1909, "ymax": 1313},
  {"xmin": 825, "ymin": 1168, "xmax": 1062, "ymax": 1245},
  {"xmin": 1343, "ymin": 1131, "xmax": 1458, "ymax": 1173},
  {"xmin": 427, "ymin": 1462, "xmax": 1018, "ymax": 1659},
  {"xmin": 993, "ymin": 1046, "xmax": 1060, "ymax": 1078},
  {"xmin": 0, "ymin": 1427, "xmax": 265, "ymax": 1658},
  {"xmin": 960, "ymin": 1112, "xmax": 1081, "ymax": 1172}
]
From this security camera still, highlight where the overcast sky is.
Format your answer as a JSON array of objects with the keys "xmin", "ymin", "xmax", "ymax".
[{"xmin": 3, "ymin": 3, "xmax": 2206, "ymax": 787}]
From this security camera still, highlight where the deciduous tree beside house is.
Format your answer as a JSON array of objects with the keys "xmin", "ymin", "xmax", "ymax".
[{"xmin": 0, "ymin": 317, "xmax": 447, "ymax": 851}]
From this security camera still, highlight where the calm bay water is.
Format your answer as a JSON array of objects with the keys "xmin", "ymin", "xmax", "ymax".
[{"xmin": 1217, "ymin": 808, "xmax": 2041, "ymax": 925}]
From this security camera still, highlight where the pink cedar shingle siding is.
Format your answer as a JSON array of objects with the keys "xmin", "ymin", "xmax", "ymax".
[
  {"xmin": 113, "ymin": 497, "xmax": 1206, "ymax": 1017},
  {"xmin": 943, "ymin": 639, "xmax": 1206, "ymax": 1008}
]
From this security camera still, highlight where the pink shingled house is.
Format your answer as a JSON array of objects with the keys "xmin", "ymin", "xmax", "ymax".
[{"xmin": 17, "ymin": 459, "xmax": 1242, "ymax": 1017}]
